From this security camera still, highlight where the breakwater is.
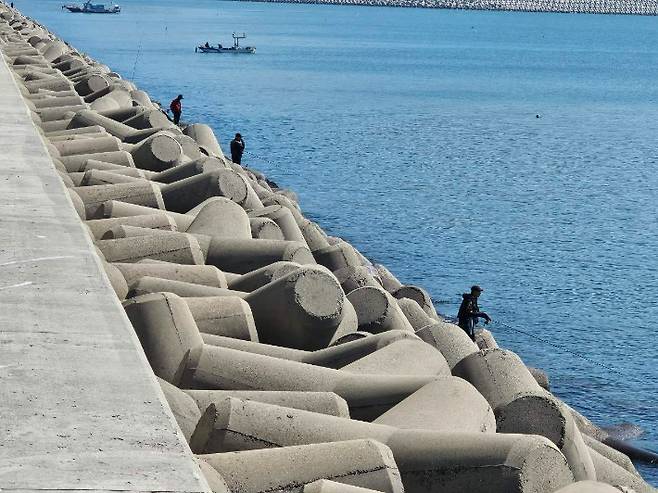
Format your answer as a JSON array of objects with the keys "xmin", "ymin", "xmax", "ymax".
[
  {"xmin": 1, "ymin": 2, "xmax": 657, "ymax": 493},
  {"xmin": 237, "ymin": 0, "xmax": 658, "ymax": 15}
]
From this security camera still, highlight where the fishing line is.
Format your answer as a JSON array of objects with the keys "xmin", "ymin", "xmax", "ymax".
[
  {"xmin": 130, "ymin": 28, "xmax": 143, "ymax": 81},
  {"xmin": 489, "ymin": 318, "xmax": 627, "ymax": 377},
  {"xmin": 243, "ymin": 148, "xmax": 280, "ymax": 168}
]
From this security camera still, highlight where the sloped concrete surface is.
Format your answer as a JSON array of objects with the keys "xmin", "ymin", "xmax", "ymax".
[{"xmin": 0, "ymin": 54, "xmax": 211, "ymax": 493}]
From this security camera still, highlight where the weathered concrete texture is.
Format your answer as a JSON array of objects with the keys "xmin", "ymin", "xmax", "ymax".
[
  {"xmin": 200, "ymin": 439, "xmax": 404, "ymax": 493},
  {"xmin": 304, "ymin": 479, "xmax": 384, "ymax": 493},
  {"xmin": 200, "ymin": 398, "xmax": 574, "ymax": 493},
  {"xmin": 184, "ymin": 389, "xmax": 351, "ymax": 417},
  {"xmin": 587, "ymin": 446, "xmax": 656, "ymax": 493},
  {"xmin": 372, "ymin": 377, "xmax": 496, "ymax": 433},
  {"xmin": 453, "ymin": 348, "xmax": 596, "ymax": 481},
  {"xmin": 553, "ymin": 481, "xmax": 625, "ymax": 493},
  {"xmin": 0, "ymin": 40, "xmax": 210, "ymax": 493}
]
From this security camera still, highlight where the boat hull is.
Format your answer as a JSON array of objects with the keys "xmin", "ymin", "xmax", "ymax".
[
  {"xmin": 196, "ymin": 46, "xmax": 256, "ymax": 54},
  {"xmin": 62, "ymin": 4, "xmax": 120, "ymax": 13}
]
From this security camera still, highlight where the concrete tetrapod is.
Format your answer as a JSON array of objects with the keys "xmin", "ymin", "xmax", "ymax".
[
  {"xmin": 89, "ymin": 88, "xmax": 134, "ymax": 112},
  {"xmin": 183, "ymin": 389, "xmax": 350, "ymax": 417},
  {"xmin": 196, "ymin": 460, "xmax": 231, "ymax": 493},
  {"xmin": 242, "ymin": 265, "xmax": 344, "ymax": 350},
  {"xmin": 453, "ymin": 348, "xmax": 596, "ymax": 481},
  {"xmin": 59, "ymin": 150, "xmax": 136, "ymax": 172},
  {"xmin": 154, "ymin": 157, "xmax": 227, "ymax": 184},
  {"xmin": 474, "ymin": 327, "xmax": 499, "ymax": 350},
  {"xmin": 98, "ymin": 199, "xmax": 194, "ymax": 229},
  {"xmin": 347, "ymin": 286, "xmax": 414, "ymax": 334},
  {"xmin": 263, "ymin": 193, "xmax": 304, "ymax": 225},
  {"xmin": 67, "ymin": 109, "xmax": 161, "ymax": 144},
  {"xmin": 582, "ymin": 434, "xmax": 639, "ymax": 476},
  {"xmin": 78, "ymin": 169, "xmax": 150, "ymax": 186},
  {"xmin": 392, "ymin": 285, "xmax": 438, "ymax": 320},
  {"xmin": 199, "ymin": 397, "xmax": 574, "ymax": 493},
  {"xmin": 314, "ymin": 241, "xmax": 363, "ymax": 272},
  {"xmin": 172, "ymin": 133, "xmax": 205, "ymax": 162},
  {"xmin": 340, "ymin": 338, "xmax": 451, "ymax": 376},
  {"xmin": 373, "ymin": 264, "xmax": 403, "ymax": 293},
  {"xmin": 158, "ymin": 378, "xmax": 217, "ymax": 453},
  {"xmin": 414, "ymin": 321, "xmax": 479, "ymax": 369},
  {"xmin": 51, "ymin": 134, "xmax": 120, "ymax": 156},
  {"xmin": 185, "ymin": 197, "xmax": 252, "ymax": 239},
  {"xmin": 372, "ymin": 377, "xmax": 496, "ymax": 433},
  {"xmin": 553, "ymin": 480, "xmax": 631, "ymax": 492},
  {"xmin": 333, "ymin": 265, "xmax": 382, "ymax": 295},
  {"xmin": 199, "ymin": 330, "xmax": 428, "ymax": 370},
  {"xmin": 226, "ymin": 261, "xmax": 301, "ymax": 292},
  {"xmin": 122, "ymin": 108, "xmax": 172, "ymax": 130},
  {"xmin": 183, "ymin": 123, "xmax": 224, "ymax": 157},
  {"xmin": 587, "ymin": 446, "xmax": 655, "ymax": 493},
  {"xmin": 101, "ymin": 260, "xmax": 128, "ymax": 300},
  {"xmin": 82, "ymin": 158, "xmax": 156, "ymax": 178},
  {"xmin": 184, "ymin": 296, "xmax": 258, "ymax": 341},
  {"xmin": 96, "ymin": 234, "xmax": 205, "ymax": 264},
  {"xmin": 130, "ymin": 131, "xmax": 184, "ymax": 171},
  {"xmin": 161, "ymin": 169, "xmax": 254, "ymax": 213},
  {"xmin": 250, "ymin": 216, "xmax": 285, "ymax": 240},
  {"xmin": 200, "ymin": 439, "xmax": 404, "ymax": 493},
  {"xmin": 113, "ymin": 262, "xmax": 228, "ymax": 289},
  {"xmin": 192, "ymin": 344, "xmax": 437, "ymax": 420},
  {"xmin": 204, "ymin": 238, "xmax": 315, "ymax": 275},
  {"xmin": 73, "ymin": 181, "xmax": 164, "ymax": 217},
  {"xmin": 396, "ymin": 298, "xmax": 434, "ymax": 331},
  {"xmin": 123, "ymin": 292, "xmax": 205, "ymax": 385},
  {"xmin": 304, "ymin": 480, "xmax": 383, "ymax": 493},
  {"xmin": 299, "ymin": 219, "xmax": 331, "ymax": 251},
  {"xmin": 126, "ymin": 276, "xmax": 246, "ymax": 299},
  {"xmin": 248, "ymin": 205, "xmax": 307, "ymax": 245},
  {"xmin": 331, "ymin": 331, "xmax": 372, "ymax": 346},
  {"xmin": 72, "ymin": 74, "xmax": 109, "ymax": 96},
  {"xmin": 328, "ymin": 297, "xmax": 360, "ymax": 343},
  {"xmin": 85, "ymin": 214, "xmax": 177, "ymax": 239}
]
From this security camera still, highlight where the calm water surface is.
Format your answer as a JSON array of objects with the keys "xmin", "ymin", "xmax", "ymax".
[{"xmin": 19, "ymin": 0, "xmax": 658, "ymax": 483}]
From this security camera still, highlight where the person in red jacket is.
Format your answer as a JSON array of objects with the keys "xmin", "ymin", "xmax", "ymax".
[{"xmin": 169, "ymin": 94, "xmax": 183, "ymax": 124}]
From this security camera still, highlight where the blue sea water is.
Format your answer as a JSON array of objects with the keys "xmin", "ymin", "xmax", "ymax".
[{"xmin": 18, "ymin": 0, "xmax": 658, "ymax": 483}]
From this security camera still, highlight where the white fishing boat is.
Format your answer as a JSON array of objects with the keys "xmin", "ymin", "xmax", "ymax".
[{"xmin": 196, "ymin": 33, "xmax": 256, "ymax": 54}]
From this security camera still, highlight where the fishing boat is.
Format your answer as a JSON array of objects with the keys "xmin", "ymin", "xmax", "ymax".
[
  {"xmin": 195, "ymin": 33, "xmax": 256, "ymax": 54},
  {"xmin": 62, "ymin": 1, "xmax": 120, "ymax": 13}
]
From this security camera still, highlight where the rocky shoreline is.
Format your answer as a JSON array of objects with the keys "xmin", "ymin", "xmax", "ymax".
[
  {"xmin": 236, "ymin": 0, "xmax": 658, "ymax": 15},
  {"xmin": 1, "ymin": 2, "xmax": 656, "ymax": 493}
]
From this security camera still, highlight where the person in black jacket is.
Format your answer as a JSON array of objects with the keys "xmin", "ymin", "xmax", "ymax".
[
  {"xmin": 457, "ymin": 285, "xmax": 491, "ymax": 341},
  {"xmin": 230, "ymin": 133, "xmax": 245, "ymax": 165}
]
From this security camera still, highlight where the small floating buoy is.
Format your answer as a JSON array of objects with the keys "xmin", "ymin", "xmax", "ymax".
[{"xmin": 536, "ymin": 114, "xmax": 541, "ymax": 118}]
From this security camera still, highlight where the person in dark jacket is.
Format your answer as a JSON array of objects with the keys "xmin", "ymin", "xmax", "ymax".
[
  {"xmin": 230, "ymin": 133, "xmax": 245, "ymax": 164},
  {"xmin": 169, "ymin": 94, "xmax": 183, "ymax": 124},
  {"xmin": 457, "ymin": 285, "xmax": 491, "ymax": 341}
]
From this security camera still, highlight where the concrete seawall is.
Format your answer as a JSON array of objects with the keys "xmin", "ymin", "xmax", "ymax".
[
  {"xmin": 0, "ymin": 18, "xmax": 211, "ymax": 493},
  {"xmin": 234, "ymin": 0, "xmax": 658, "ymax": 15},
  {"xmin": 0, "ymin": 3, "xmax": 656, "ymax": 493}
]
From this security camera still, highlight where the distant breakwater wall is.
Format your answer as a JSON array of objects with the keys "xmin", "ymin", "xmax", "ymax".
[
  {"xmin": 1, "ymin": 2, "xmax": 657, "ymax": 493},
  {"xmin": 239, "ymin": 0, "xmax": 658, "ymax": 15}
]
